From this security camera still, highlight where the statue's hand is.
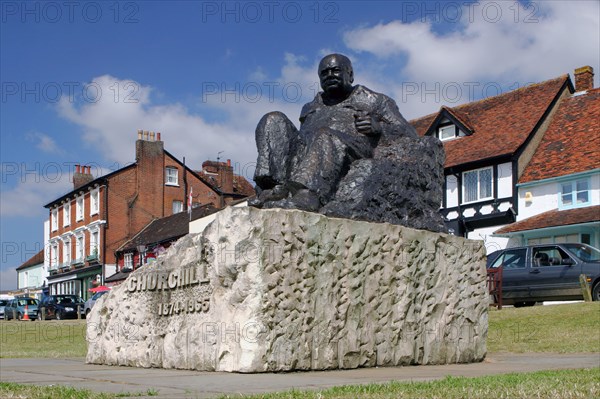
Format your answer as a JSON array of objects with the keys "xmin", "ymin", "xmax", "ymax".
[{"xmin": 354, "ymin": 111, "xmax": 381, "ymax": 136}]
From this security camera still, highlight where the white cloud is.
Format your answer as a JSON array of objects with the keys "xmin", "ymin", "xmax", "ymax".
[
  {"xmin": 0, "ymin": 55, "xmax": 325, "ymax": 289},
  {"xmin": 343, "ymin": 0, "xmax": 600, "ymax": 118},
  {"xmin": 55, "ymin": 56, "xmax": 325, "ymax": 181},
  {"xmin": 0, "ymin": 172, "xmax": 72, "ymax": 217},
  {"xmin": 25, "ymin": 131, "xmax": 63, "ymax": 154}
]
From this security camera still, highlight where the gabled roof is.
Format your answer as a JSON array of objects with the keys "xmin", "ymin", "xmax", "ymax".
[
  {"xmin": 520, "ymin": 88, "xmax": 600, "ymax": 184},
  {"xmin": 116, "ymin": 204, "xmax": 218, "ymax": 253},
  {"xmin": 196, "ymin": 169, "xmax": 255, "ymax": 197},
  {"xmin": 44, "ymin": 148, "xmax": 227, "ymax": 209},
  {"xmin": 44, "ymin": 164, "xmax": 135, "ymax": 208},
  {"xmin": 16, "ymin": 249, "xmax": 44, "ymax": 271},
  {"xmin": 410, "ymin": 75, "xmax": 571, "ymax": 168},
  {"xmin": 493, "ymin": 205, "xmax": 600, "ymax": 235}
]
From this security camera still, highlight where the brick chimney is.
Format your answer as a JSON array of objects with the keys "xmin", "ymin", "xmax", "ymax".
[
  {"xmin": 574, "ymin": 66, "xmax": 594, "ymax": 92},
  {"xmin": 202, "ymin": 159, "xmax": 233, "ymax": 193},
  {"xmin": 73, "ymin": 164, "xmax": 94, "ymax": 189},
  {"xmin": 135, "ymin": 129, "xmax": 165, "ymax": 218}
]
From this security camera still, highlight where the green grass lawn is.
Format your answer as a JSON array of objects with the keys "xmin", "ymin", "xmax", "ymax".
[
  {"xmin": 0, "ymin": 320, "xmax": 87, "ymax": 358},
  {"xmin": 0, "ymin": 302, "xmax": 599, "ymax": 398},
  {"xmin": 217, "ymin": 368, "xmax": 600, "ymax": 399},
  {"xmin": 487, "ymin": 302, "xmax": 600, "ymax": 353}
]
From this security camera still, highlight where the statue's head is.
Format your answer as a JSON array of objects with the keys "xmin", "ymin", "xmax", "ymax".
[{"xmin": 318, "ymin": 54, "xmax": 354, "ymax": 98}]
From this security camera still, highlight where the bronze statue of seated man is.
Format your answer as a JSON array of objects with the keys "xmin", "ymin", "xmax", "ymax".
[{"xmin": 250, "ymin": 53, "xmax": 447, "ymax": 233}]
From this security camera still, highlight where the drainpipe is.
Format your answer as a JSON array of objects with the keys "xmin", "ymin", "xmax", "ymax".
[{"xmin": 102, "ymin": 180, "xmax": 108, "ymax": 284}]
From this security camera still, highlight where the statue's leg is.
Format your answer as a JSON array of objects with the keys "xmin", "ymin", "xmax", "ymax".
[
  {"xmin": 254, "ymin": 111, "xmax": 298, "ymax": 190},
  {"xmin": 288, "ymin": 128, "xmax": 350, "ymax": 206}
]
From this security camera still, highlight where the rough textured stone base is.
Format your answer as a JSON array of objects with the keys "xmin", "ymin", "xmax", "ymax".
[{"xmin": 86, "ymin": 207, "xmax": 488, "ymax": 372}]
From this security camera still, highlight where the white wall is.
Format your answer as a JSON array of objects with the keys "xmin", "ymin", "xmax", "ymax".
[
  {"xmin": 467, "ymin": 226, "xmax": 510, "ymax": 254},
  {"xmin": 497, "ymin": 162, "xmax": 513, "ymax": 198},
  {"xmin": 18, "ymin": 265, "xmax": 44, "ymax": 289},
  {"xmin": 43, "ymin": 220, "xmax": 49, "ymax": 287},
  {"xmin": 518, "ymin": 172, "xmax": 600, "ymax": 221},
  {"xmin": 446, "ymin": 175, "xmax": 458, "ymax": 208}
]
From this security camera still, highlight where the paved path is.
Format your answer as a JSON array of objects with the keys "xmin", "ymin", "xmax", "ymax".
[{"xmin": 1, "ymin": 353, "xmax": 598, "ymax": 398}]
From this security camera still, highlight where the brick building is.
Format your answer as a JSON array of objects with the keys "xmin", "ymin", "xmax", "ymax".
[{"xmin": 44, "ymin": 131, "xmax": 253, "ymax": 299}]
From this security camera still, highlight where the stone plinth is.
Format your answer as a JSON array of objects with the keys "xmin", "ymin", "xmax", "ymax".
[{"xmin": 86, "ymin": 207, "xmax": 488, "ymax": 372}]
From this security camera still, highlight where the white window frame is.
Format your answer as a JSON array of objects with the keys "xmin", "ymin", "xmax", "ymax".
[
  {"xmin": 63, "ymin": 202, "xmax": 71, "ymax": 227},
  {"xmin": 90, "ymin": 188, "xmax": 99, "ymax": 215},
  {"xmin": 124, "ymin": 253, "xmax": 133, "ymax": 270},
  {"xmin": 438, "ymin": 124, "xmax": 457, "ymax": 141},
  {"xmin": 89, "ymin": 229, "xmax": 100, "ymax": 258},
  {"xmin": 50, "ymin": 243, "xmax": 58, "ymax": 270},
  {"xmin": 76, "ymin": 195, "xmax": 84, "ymax": 221},
  {"xmin": 172, "ymin": 200, "xmax": 183, "ymax": 214},
  {"xmin": 51, "ymin": 208, "xmax": 58, "ymax": 231},
  {"xmin": 559, "ymin": 178, "xmax": 591, "ymax": 210},
  {"xmin": 75, "ymin": 234, "xmax": 85, "ymax": 263},
  {"xmin": 165, "ymin": 167, "xmax": 179, "ymax": 186},
  {"xmin": 462, "ymin": 166, "xmax": 493, "ymax": 204},
  {"xmin": 62, "ymin": 239, "xmax": 71, "ymax": 266}
]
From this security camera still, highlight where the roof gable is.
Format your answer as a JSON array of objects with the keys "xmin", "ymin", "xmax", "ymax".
[
  {"xmin": 44, "ymin": 164, "xmax": 136, "ymax": 208},
  {"xmin": 422, "ymin": 106, "xmax": 474, "ymax": 138},
  {"xmin": 520, "ymin": 88, "xmax": 600, "ymax": 183},
  {"xmin": 494, "ymin": 205, "xmax": 600, "ymax": 235},
  {"xmin": 411, "ymin": 75, "xmax": 570, "ymax": 168},
  {"xmin": 16, "ymin": 249, "xmax": 44, "ymax": 270}
]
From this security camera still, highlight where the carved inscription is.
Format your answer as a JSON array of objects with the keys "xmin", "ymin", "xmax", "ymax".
[
  {"xmin": 126, "ymin": 266, "xmax": 207, "ymax": 292},
  {"xmin": 126, "ymin": 266, "xmax": 212, "ymax": 316}
]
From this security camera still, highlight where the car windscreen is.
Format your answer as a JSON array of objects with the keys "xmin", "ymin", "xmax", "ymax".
[
  {"xmin": 92, "ymin": 291, "xmax": 107, "ymax": 300},
  {"xmin": 563, "ymin": 244, "xmax": 600, "ymax": 262},
  {"xmin": 17, "ymin": 298, "xmax": 38, "ymax": 306},
  {"xmin": 56, "ymin": 295, "xmax": 84, "ymax": 304}
]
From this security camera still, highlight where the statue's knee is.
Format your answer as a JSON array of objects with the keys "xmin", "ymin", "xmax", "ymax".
[
  {"xmin": 256, "ymin": 112, "xmax": 296, "ymax": 143},
  {"xmin": 259, "ymin": 111, "xmax": 292, "ymax": 127}
]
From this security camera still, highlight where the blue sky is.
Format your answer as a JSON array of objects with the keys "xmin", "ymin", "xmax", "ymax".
[{"xmin": 1, "ymin": 0, "xmax": 599, "ymax": 290}]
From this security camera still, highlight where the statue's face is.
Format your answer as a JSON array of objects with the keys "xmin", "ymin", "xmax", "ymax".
[{"xmin": 318, "ymin": 55, "xmax": 353, "ymax": 96}]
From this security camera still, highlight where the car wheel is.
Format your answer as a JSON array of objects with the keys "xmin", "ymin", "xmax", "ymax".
[
  {"xmin": 592, "ymin": 283, "xmax": 600, "ymax": 302},
  {"xmin": 17, "ymin": 312, "xmax": 22, "ymax": 320},
  {"xmin": 56, "ymin": 311, "xmax": 63, "ymax": 320}
]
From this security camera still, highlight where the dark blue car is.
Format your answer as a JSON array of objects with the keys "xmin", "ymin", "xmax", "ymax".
[
  {"xmin": 38, "ymin": 295, "xmax": 85, "ymax": 320},
  {"xmin": 488, "ymin": 243, "xmax": 600, "ymax": 307}
]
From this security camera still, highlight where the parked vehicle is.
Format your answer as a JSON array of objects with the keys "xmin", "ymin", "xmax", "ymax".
[
  {"xmin": 4, "ymin": 297, "xmax": 39, "ymax": 320},
  {"xmin": 0, "ymin": 299, "xmax": 8, "ymax": 319},
  {"xmin": 84, "ymin": 291, "xmax": 108, "ymax": 316},
  {"xmin": 488, "ymin": 243, "xmax": 600, "ymax": 306},
  {"xmin": 38, "ymin": 295, "xmax": 85, "ymax": 320}
]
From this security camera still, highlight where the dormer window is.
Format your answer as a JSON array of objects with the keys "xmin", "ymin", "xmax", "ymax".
[{"xmin": 438, "ymin": 124, "xmax": 465, "ymax": 141}]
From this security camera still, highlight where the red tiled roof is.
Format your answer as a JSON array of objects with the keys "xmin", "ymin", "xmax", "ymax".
[
  {"xmin": 494, "ymin": 205, "xmax": 600, "ymax": 235},
  {"xmin": 410, "ymin": 76, "xmax": 569, "ymax": 168},
  {"xmin": 520, "ymin": 88, "xmax": 600, "ymax": 183},
  {"xmin": 233, "ymin": 174, "xmax": 256, "ymax": 196},
  {"xmin": 196, "ymin": 171, "xmax": 255, "ymax": 196},
  {"xmin": 16, "ymin": 249, "xmax": 44, "ymax": 271}
]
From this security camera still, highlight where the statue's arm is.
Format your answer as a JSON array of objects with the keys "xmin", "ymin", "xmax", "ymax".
[{"xmin": 377, "ymin": 95, "xmax": 418, "ymax": 138}]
